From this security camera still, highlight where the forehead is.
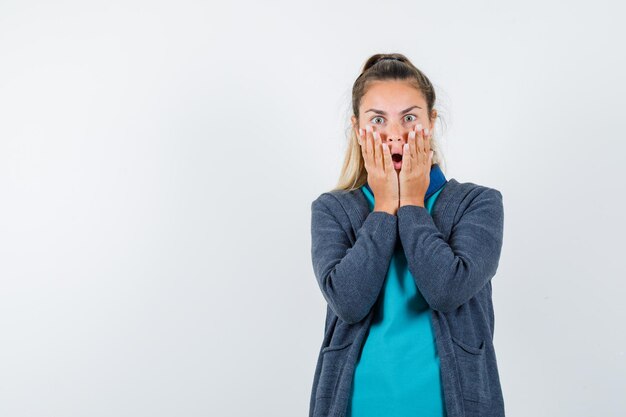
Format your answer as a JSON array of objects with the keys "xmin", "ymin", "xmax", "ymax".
[{"xmin": 361, "ymin": 80, "xmax": 426, "ymax": 109}]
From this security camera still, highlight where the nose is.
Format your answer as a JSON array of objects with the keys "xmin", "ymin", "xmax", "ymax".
[{"xmin": 382, "ymin": 124, "xmax": 407, "ymax": 154}]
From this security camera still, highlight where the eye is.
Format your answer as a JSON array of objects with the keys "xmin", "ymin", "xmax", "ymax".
[
  {"xmin": 405, "ymin": 114, "xmax": 417, "ymax": 122},
  {"xmin": 371, "ymin": 116, "xmax": 384, "ymax": 124}
]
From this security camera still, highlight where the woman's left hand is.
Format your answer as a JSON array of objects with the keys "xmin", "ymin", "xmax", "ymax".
[{"xmin": 399, "ymin": 124, "xmax": 434, "ymax": 208}]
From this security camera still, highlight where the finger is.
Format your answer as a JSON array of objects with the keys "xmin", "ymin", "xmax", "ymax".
[
  {"xmin": 365, "ymin": 126, "xmax": 374, "ymax": 167},
  {"xmin": 408, "ymin": 129, "xmax": 417, "ymax": 161},
  {"xmin": 403, "ymin": 143, "xmax": 411, "ymax": 172},
  {"xmin": 424, "ymin": 128, "xmax": 432, "ymax": 154},
  {"xmin": 367, "ymin": 126, "xmax": 376, "ymax": 167},
  {"xmin": 416, "ymin": 124, "xmax": 425, "ymax": 165},
  {"xmin": 425, "ymin": 128, "xmax": 433, "ymax": 164},
  {"xmin": 358, "ymin": 128, "xmax": 370, "ymax": 169},
  {"xmin": 359, "ymin": 127, "xmax": 372, "ymax": 173},
  {"xmin": 357, "ymin": 127, "xmax": 366, "ymax": 155},
  {"xmin": 382, "ymin": 142, "xmax": 393, "ymax": 173},
  {"xmin": 355, "ymin": 127, "xmax": 365, "ymax": 158},
  {"xmin": 373, "ymin": 129, "xmax": 383, "ymax": 171}
]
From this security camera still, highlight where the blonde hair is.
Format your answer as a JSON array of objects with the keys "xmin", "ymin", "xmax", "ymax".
[{"xmin": 332, "ymin": 53, "xmax": 447, "ymax": 192}]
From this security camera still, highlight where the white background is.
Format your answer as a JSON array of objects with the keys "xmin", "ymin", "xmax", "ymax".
[{"xmin": 1, "ymin": 1, "xmax": 625, "ymax": 416}]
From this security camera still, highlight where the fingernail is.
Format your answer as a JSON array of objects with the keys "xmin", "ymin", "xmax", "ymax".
[
  {"xmin": 416, "ymin": 124, "xmax": 423, "ymax": 131},
  {"xmin": 424, "ymin": 128, "xmax": 429, "ymax": 135}
]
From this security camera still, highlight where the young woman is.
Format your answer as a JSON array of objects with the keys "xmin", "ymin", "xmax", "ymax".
[{"xmin": 309, "ymin": 53, "xmax": 506, "ymax": 417}]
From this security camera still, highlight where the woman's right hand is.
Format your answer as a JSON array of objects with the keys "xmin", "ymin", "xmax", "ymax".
[{"xmin": 356, "ymin": 125, "xmax": 399, "ymax": 215}]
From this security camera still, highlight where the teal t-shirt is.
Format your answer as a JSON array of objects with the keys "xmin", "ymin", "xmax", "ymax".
[{"xmin": 346, "ymin": 184, "xmax": 448, "ymax": 417}]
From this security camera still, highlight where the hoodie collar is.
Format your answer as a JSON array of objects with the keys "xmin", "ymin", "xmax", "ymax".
[{"xmin": 363, "ymin": 163, "xmax": 448, "ymax": 201}]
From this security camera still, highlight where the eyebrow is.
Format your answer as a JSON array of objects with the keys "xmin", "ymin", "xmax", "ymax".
[{"xmin": 365, "ymin": 105, "xmax": 421, "ymax": 115}]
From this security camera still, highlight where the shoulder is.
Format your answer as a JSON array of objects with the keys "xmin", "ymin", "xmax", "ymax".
[
  {"xmin": 311, "ymin": 188, "xmax": 360, "ymax": 212},
  {"xmin": 447, "ymin": 178, "xmax": 503, "ymax": 203},
  {"xmin": 442, "ymin": 178, "xmax": 504, "ymax": 225}
]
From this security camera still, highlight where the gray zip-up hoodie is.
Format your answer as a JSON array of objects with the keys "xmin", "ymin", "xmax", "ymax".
[{"xmin": 309, "ymin": 178, "xmax": 505, "ymax": 417}]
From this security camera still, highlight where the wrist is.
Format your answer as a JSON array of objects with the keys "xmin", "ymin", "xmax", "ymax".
[
  {"xmin": 400, "ymin": 199, "xmax": 425, "ymax": 208},
  {"xmin": 374, "ymin": 204, "xmax": 398, "ymax": 216}
]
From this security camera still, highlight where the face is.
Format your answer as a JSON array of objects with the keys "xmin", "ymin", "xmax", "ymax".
[{"xmin": 351, "ymin": 80, "xmax": 436, "ymax": 173}]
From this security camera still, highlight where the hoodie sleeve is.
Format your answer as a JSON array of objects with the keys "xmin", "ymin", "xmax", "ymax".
[
  {"xmin": 310, "ymin": 193, "xmax": 397, "ymax": 324},
  {"xmin": 397, "ymin": 187, "xmax": 504, "ymax": 313}
]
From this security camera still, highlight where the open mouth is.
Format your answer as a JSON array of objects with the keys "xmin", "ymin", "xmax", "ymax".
[{"xmin": 391, "ymin": 153, "xmax": 403, "ymax": 162}]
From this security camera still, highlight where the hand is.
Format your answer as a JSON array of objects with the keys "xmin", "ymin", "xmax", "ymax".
[
  {"xmin": 399, "ymin": 124, "xmax": 434, "ymax": 207},
  {"xmin": 356, "ymin": 125, "xmax": 399, "ymax": 215}
]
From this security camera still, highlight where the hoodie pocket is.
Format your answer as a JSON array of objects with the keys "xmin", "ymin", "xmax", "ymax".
[
  {"xmin": 316, "ymin": 341, "xmax": 353, "ymax": 399},
  {"xmin": 451, "ymin": 336, "xmax": 491, "ymax": 403}
]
